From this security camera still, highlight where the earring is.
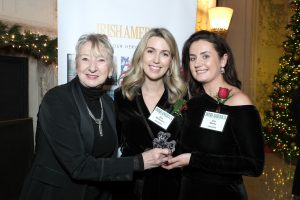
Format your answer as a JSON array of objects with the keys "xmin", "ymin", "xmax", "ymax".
[{"xmin": 220, "ymin": 67, "xmax": 225, "ymax": 74}]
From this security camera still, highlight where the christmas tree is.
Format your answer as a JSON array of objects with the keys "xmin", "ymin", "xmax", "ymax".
[{"xmin": 263, "ymin": 0, "xmax": 300, "ymax": 162}]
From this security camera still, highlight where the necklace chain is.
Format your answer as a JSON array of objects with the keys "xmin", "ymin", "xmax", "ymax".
[{"xmin": 86, "ymin": 97, "xmax": 104, "ymax": 136}]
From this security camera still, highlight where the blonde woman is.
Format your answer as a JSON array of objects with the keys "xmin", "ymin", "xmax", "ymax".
[{"xmin": 114, "ymin": 28, "xmax": 187, "ymax": 200}]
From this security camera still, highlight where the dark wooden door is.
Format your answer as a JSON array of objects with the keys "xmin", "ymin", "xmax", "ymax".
[{"xmin": 0, "ymin": 55, "xmax": 28, "ymax": 120}]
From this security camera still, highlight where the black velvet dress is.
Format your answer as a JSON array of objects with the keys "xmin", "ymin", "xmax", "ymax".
[
  {"xmin": 113, "ymin": 88, "xmax": 182, "ymax": 200},
  {"xmin": 178, "ymin": 91, "xmax": 265, "ymax": 200}
]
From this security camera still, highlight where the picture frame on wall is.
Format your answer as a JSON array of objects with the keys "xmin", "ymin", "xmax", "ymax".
[{"xmin": 67, "ymin": 54, "xmax": 76, "ymax": 82}]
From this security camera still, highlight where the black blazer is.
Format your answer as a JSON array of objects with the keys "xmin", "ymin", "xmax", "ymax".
[{"xmin": 20, "ymin": 78, "xmax": 135, "ymax": 200}]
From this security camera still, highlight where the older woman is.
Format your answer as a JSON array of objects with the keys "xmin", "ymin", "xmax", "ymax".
[{"xmin": 19, "ymin": 33, "xmax": 170, "ymax": 200}]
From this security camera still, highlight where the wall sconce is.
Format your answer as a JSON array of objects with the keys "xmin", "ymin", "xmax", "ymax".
[{"xmin": 208, "ymin": 7, "xmax": 233, "ymax": 37}]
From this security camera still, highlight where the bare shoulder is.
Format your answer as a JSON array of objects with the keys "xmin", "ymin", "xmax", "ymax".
[{"xmin": 227, "ymin": 88, "xmax": 253, "ymax": 106}]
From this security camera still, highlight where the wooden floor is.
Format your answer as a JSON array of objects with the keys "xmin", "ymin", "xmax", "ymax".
[{"xmin": 244, "ymin": 152, "xmax": 296, "ymax": 200}]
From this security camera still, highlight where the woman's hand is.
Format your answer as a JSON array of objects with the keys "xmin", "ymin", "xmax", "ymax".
[
  {"xmin": 162, "ymin": 153, "xmax": 191, "ymax": 170},
  {"xmin": 142, "ymin": 148, "xmax": 170, "ymax": 170}
]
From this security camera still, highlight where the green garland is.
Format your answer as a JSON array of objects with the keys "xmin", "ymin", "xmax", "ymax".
[{"xmin": 0, "ymin": 21, "xmax": 57, "ymax": 65}]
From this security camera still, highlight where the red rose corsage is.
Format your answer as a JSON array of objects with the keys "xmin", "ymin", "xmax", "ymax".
[{"xmin": 215, "ymin": 87, "xmax": 233, "ymax": 112}]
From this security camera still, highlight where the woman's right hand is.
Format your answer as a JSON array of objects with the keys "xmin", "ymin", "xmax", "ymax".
[
  {"xmin": 161, "ymin": 153, "xmax": 191, "ymax": 170},
  {"xmin": 142, "ymin": 148, "xmax": 170, "ymax": 170}
]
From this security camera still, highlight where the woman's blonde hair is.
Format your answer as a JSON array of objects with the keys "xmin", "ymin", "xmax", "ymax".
[
  {"xmin": 120, "ymin": 28, "xmax": 187, "ymax": 103},
  {"xmin": 75, "ymin": 33, "xmax": 115, "ymax": 68}
]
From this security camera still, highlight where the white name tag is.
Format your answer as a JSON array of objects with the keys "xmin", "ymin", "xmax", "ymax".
[
  {"xmin": 148, "ymin": 107, "xmax": 174, "ymax": 130},
  {"xmin": 200, "ymin": 111, "xmax": 228, "ymax": 132}
]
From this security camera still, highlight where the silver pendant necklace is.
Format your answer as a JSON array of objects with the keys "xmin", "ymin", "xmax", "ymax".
[{"xmin": 86, "ymin": 97, "xmax": 104, "ymax": 136}]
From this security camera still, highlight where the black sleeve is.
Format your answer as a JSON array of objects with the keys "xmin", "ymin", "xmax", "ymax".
[{"xmin": 133, "ymin": 154, "xmax": 144, "ymax": 171}]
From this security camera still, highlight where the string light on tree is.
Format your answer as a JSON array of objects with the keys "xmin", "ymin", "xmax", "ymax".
[{"xmin": 263, "ymin": 0, "xmax": 300, "ymax": 162}]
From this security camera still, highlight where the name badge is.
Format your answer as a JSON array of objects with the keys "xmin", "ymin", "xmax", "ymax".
[
  {"xmin": 200, "ymin": 111, "xmax": 228, "ymax": 132},
  {"xmin": 148, "ymin": 107, "xmax": 174, "ymax": 130}
]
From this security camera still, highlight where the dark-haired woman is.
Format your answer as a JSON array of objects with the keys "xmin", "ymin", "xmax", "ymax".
[{"xmin": 163, "ymin": 30, "xmax": 265, "ymax": 200}]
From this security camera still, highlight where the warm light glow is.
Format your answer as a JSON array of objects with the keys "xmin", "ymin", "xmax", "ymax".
[
  {"xmin": 208, "ymin": 7, "xmax": 233, "ymax": 36},
  {"xmin": 196, "ymin": 0, "xmax": 216, "ymax": 31}
]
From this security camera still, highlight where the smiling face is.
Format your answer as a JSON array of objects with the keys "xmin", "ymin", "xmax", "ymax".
[
  {"xmin": 189, "ymin": 39, "xmax": 227, "ymax": 86},
  {"xmin": 142, "ymin": 36, "xmax": 172, "ymax": 82},
  {"xmin": 76, "ymin": 41, "xmax": 113, "ymax": 88}
]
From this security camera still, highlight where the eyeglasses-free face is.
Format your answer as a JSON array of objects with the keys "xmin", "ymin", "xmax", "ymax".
[{"xmin": 76, "ymin": 41, "xmax": 113, "ymax": 88}]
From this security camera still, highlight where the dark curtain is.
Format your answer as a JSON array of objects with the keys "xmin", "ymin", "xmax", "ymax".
[{"xmin": 0, "ymin": 118, "xmax": 34, "ymax": 200}]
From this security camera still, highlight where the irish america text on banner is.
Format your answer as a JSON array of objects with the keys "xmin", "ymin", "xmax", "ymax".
[{"xmin": 58, "ymin": 0, "xmax": 197, "ymax": 97}]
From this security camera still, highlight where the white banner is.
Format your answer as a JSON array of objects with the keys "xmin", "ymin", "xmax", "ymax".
[{"xmin": 57, "ymin": 0, "xmax": 197, "ymax": 86}]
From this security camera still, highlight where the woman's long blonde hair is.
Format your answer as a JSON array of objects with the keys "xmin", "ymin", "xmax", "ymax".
[{"xmin": 120, "ymin": 28, "xmax": 187, "ymax": 104}]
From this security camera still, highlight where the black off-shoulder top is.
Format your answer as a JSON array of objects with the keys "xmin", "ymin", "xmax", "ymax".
[{"xmin": 180, "ymin": 91, "xmax": 265, "ymax": 184}]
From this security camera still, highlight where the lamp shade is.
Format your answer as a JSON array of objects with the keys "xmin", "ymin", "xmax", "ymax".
[{"xmin": 208, "ymin": 7, "xmax": 233, "ymax": 32}]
